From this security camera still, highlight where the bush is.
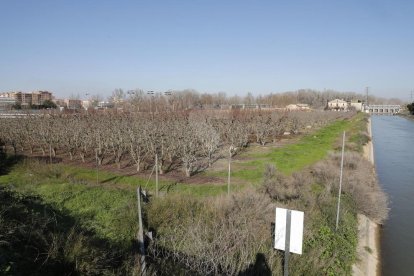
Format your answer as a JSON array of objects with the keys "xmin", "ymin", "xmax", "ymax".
[
  {"xmin": 407, "ymin": 102, "xmax": 414, "ymax": 114},
  {"xmin": 261, "ymin": 164, "xmax": 300, "ymax": 201},
  {"xmin": 147, "ymin": 191, "xmax": 280, "ymax": 275},
  {"xmin": 312, "ymin": 152, "xmax": 388, "ymax": 224}
]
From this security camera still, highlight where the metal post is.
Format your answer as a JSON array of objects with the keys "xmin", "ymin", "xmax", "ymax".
[
  {"xmin": 155, "ymin": 153, "xmax": 159, "ymax": 197},
  {"xmin": 137, "ymin": 186, "xmax": 146, "ymax": 274},
  {"xmin": 227, "ymin": 149, "xmax": 231, "ymax": 195},
  {"xmin": 284, "ymin": 210, "xmax": 292, "ymax": 276},
  {"xmin": 95, "ymin": 151, "xmax": 99, "ymax": 185},
  {"xmin": 336, "ymin": 131, "xmax": 346, "ymax": 230},
  {"xmin": 49, "ymin": 144, "xmax": 52, "ymax": 164}
]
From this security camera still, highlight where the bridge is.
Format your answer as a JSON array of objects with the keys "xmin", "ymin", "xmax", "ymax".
[{"xmin": 366, "ymin": 105, "xmax": 401, "ymax": 115}]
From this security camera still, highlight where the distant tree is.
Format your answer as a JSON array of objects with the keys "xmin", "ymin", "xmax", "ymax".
[
  {"xmin": 42, "ymin": 100, "xmax": 57, "ymax": 109},
  {"xmin": 244, "ymin": 92, "xmax": 255, "ymax": 105},
  {"xmin": 109, "ymin": 88, "xmax": 126, "ymax": 107},
  {"xmin": 89, "ymin": 94, "xmax": 103, "ymax": 108},
  {"xmin": 12, "ymin": 103, "xmax": 22, "ymax": 110},
  {"xmin": 407, "ymin": 103, "xmax": 414, "ymax": 114}
]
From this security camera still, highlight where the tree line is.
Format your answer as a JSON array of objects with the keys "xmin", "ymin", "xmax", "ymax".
[{"xmin": 104, "ymin": 88, "xmax": 403, "ymax": 111}]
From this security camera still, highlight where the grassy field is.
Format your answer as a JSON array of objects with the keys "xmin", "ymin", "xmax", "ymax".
[
  {"xmin": 205, "ymin": 112, "xmax": 365, "ymax": 184},
  {"xmin": 0, "ymin": 113, "xmax": 369, "ymax": 274},
  {"xmin": 0, "ymin": 114, "xmax": 366, "ymax": 243}
]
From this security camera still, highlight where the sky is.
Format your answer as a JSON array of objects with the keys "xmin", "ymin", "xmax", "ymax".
[{"xmin": 1, "ymin": 0, "xmax": 414, "ymax": 100}]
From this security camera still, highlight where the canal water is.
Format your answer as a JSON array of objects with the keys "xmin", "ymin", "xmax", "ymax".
[{"xmin": 371, "ymin": 115, "xmax": 414, "ymax": 276}]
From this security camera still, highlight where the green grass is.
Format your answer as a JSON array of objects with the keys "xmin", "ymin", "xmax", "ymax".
[
  {"xmin": 206, "ymin": 114, "xmax": 365, "ymax": 184},
  {"xmin": 0, "ymin": 159, "xmax": 233, "ymax": 245},
  {"xmin": 347, "ymin": 113, "xmax": 370, "ymax": 152},
  {"xmin": 0, "ymin": 114, "xmax": 366, "ymax": 244},
  {"xmin": 0, "ymin": 114, "xmax": 366, "ymax": 274},
  {"xmin": 0, "ymin": 164, "xmax": 137, "ymax": 245}
]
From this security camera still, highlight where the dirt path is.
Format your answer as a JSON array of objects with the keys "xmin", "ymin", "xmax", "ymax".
[{"xmin": 352, "ymin": 118, "xmax": 380, "ymax": 276}]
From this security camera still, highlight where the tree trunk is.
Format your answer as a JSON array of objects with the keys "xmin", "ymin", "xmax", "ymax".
[
  {"xmin": 80, "ymin": 153, "xmax": 85, "ymax": 163},
  {"xmin": 158, "ymin": 159, "xmax": 164, "ymax": 174},
  {"xmin": 115, "ymin": 152, "xmax": 124, "ymax": 169},
  {"xmin": 49, "ymin": 144, "xmax": 52, "ymax": 163},
  {"xmin": 185, "ymin": 165, "xmax": 191, "ymax": 177}
]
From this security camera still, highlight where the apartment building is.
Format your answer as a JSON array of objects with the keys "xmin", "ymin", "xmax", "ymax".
[{"xmin": 0, "ymin": 91, "xmax": 53, "ymax": 106}]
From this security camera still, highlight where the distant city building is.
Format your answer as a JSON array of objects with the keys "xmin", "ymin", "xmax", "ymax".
[
  {"xmin": 350, "ymin": 101, "xmax": 364, "ymax": 111},
  {"xmin": 97, "ymin": 101, "xmax": 114, "ymax": 109},
  {"xmin": 31, "ymin": 91, "xmax": 52, "ymax": 105},
  {"xmin": 286, "ymin": 103, "xmax": 310, "ymax": 111},
  {"xmin": 0, "ymin": 91, "xmax": 53, "ymax": 106},
  {"xmin": 0, "ymin": 97, "xmax": 16, "ymax": 110},
  {"xmin": 230, "ymin": 104, "xmax": 271, "ymax": 109},
  {"xmin": 53, "ymin": 99, "xmax": 67, "ymax": 108},
  {"xmin": 82, "ymin": 100, "xmax": 91, "ymax": 109},
  {"xmin": 327, "ymin": 99, "xmax": 348, "ymax": 111},
  {"xmin": 64, "ymin": 99, "xmax": 83, "ymax": 110}
]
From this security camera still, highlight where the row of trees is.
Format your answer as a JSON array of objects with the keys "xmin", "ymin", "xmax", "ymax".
[
  {"xmin": 0, "ymin": 110, "xmax": 353, "ymax": 177},
  {"xmin": 104, "ymin": 88, "xmax": 402, "ymax": 111}
]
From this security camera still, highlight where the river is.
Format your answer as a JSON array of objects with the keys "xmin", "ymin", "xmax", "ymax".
[{"xmin": 371, "ymin": 115, "xmax": 414, "ymax": 276}]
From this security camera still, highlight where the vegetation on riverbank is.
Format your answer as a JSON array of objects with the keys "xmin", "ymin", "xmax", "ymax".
[{"xmin": 0, "ymin": 112, "xmax": 388, "ymax": 275}]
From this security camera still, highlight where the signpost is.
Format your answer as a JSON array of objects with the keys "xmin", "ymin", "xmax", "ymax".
[
  {"xmin": 336, "ymin": 131, "xmax": 346, "ymax": 230},
  {"xmin": 275, "ymin": 207, "xmax": 304, "ymax": 276}
]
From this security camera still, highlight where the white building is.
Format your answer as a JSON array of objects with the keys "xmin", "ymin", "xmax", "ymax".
[
  {"xmin": 327, "ymin": 99, "xmax": 348, "ymax": 111},
  {"xmin": 286, "ymin": 103, "xmax": 311, "ymax": 111},
  {"xmin": 350, "ymin": 102, "xmax": 364, "ymax": 111},
  {"xmin": 82, "ymin": 100, "xmax": 91, "ymax": 109}
]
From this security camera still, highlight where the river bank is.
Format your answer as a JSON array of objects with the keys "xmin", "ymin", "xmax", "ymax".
[{"xmin": 352, "ymin": 117, "xmax": 380, "ymax": 276}]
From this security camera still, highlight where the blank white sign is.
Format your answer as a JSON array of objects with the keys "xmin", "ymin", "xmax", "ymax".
[{"xmin": 274, "ymin": 207, "xmax": 304, "ymax": 255}]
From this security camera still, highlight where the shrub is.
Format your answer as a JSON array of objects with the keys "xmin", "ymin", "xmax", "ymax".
[
  {"xmin": 147, "ymin": 190, "xmax": 281, "ymax": 275},
  {"xmin": 261, "ymin": 164, "xmax": 300, "ymax": 202},
  {"xmin": 311, "ymin": 152, "xmax": 388, "ymax": 224}
]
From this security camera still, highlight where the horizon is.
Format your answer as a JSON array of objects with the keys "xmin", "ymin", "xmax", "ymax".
[{"xmin": 1, "ymin": 1, "xmax": 414, "ymax": 101}]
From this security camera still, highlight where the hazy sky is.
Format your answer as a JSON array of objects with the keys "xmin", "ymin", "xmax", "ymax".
[{"xmin": 1, "ymin": 0, "xmax": 414, "ymax": 100}]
